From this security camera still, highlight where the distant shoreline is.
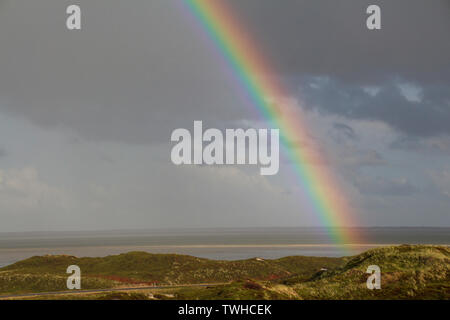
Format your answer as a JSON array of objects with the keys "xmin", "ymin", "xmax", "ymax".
[
  {"xmin": 1, "ymin": 243, "xmax": 449, "ymax": 269},
  {"xmin": 1, "ymin": 243, "xmax": 450, "ymax": 252},
  {"xmin": 1, "ymin": 227, "xmax": 449, "ymax": 266}
]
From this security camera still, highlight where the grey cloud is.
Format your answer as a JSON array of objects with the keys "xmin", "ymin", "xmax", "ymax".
[
  {"xmin": 232, "ymin": 0, "xmax": 450, "ymax": 84},
  {"xmin": 429, "ymin": 169, "xmax": 450, "ymax": 199},
  {"xmin": 390, "ymin": 136, "xmax": 450, "ymax": 155},
  {"xmin": 0, "ymin": 0, "xmax": 248, "ymax": 144},
  {"xmin": 299, "ymin": 77, "xmax": 450, "ymax": 137},
  {"xmin": 0, "ymin": 0, "xmax": 448, "ymax": 146},
  {"xmin": 0, "ymin": 1, "xmax": 448, "ymax": 145},
  {"xmin": 354, "ymin": 175, "xmax": 418, "ymax": 196},
  {"xmin": 334, "ymin": 145, "xmax": 387, "ymax": 168},
  {"xmin": 348, "ymin": 150, "xmax": 386, "ymax": 168},
  {"xmin": 0, "ymin": 0, "xmax": 449, "ymax": 230},
  {"xmin": 329, "ymin": 123, "xmax": 358, "ymax": 143},
  {"xmin": 325, "ymin": 122, "xmax": 386, "ymax": 167}
]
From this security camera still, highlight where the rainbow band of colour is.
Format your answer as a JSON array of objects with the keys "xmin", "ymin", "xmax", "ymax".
[{"xmin": 182, "ymin": 0, "xmax": 360, "ymax": 246}]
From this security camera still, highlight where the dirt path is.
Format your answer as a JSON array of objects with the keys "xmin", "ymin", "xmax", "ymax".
[{"xmin": 0, "ymin": 282, "xmax": 226, "ymax": 299}]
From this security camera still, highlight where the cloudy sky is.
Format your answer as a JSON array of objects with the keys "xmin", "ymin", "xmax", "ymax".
[{"xmin": 0, "ymin": 0, "xmax": 449, "ymax": 232}]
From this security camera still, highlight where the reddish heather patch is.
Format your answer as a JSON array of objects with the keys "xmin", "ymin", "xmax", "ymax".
[
  {"xmin": 266, "ymin": 274, "xmax": 283, "ymax": 280},
  {"xmin": 88, "ymin": 274, "xmax": 159, "ymax": 286}
]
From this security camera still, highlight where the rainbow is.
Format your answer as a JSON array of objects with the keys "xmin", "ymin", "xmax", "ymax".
[{"xmin": 182, "ymin": 0, "xmax": 360, "ymax": 246}]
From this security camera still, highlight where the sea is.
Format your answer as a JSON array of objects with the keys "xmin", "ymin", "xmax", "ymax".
[{"xmin": 0, "ymin": 227, "xmax": 448, "ymax": 267}]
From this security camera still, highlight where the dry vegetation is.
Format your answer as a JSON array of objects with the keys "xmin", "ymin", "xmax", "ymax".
[{"xmin": 0, "ymin": 245, "xmax": 448, "ymax": 300}]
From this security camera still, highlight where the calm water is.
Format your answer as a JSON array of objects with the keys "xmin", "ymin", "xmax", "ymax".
[{"xmin": 0, "ymin": 227, "xmax": 448, "ymax": 267}]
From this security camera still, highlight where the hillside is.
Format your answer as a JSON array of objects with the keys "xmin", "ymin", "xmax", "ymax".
[
  {"xmin": 0, "ymin": 251, "xmax": 343, "ymax": 295},
  {"xmin": 290, "ymin": 245, "xmax": 450, "ymax": 299},
  {"xmin": 0, "ymin": 245, "xmax": 448, "ymax": 299}
]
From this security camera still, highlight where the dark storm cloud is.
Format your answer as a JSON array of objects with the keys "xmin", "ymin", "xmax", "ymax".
[
  {"xmin": 299, "ymin": 77, "xmax": 450, "ymax": 137},
  {"xmin": 0, "ymin": 0, "xmax": 449, "ymax": 229},
  {"xmin": 231, "ymin": 0, "xmax": 450, "ymax": 84},
  {"xmin": 0, "ymin": 0, "xmax": 248, "ymax": 144},
  {"xmin": 0, "ymin": 0, "xmax": 448, "ymax": 144}
]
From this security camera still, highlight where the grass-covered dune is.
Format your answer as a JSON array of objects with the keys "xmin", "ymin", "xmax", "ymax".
[
  {"xmin": 0, "ymin": 251, "xmax": 343, "ymax": 295},
  {"xmin": 0, "ymin": 245, "xmax": 448, "ymax": 299},
  {"xmin": 290, "ymin": 245, "xmax": 450, "ymax": 299}
]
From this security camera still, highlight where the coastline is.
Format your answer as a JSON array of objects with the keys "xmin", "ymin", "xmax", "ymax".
[{"xmin": 1, "ymin": 243, "xmax": 449, "ymax": 268}]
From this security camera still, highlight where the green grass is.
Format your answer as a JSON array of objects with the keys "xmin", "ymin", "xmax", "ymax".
[
  {"xmin": 0, "ymin": 251, "xmax": 343, "ymax": 294},
  {"xmin": 290, "ymin": 245, "xmax": 450, "ymax": 299},
  {"xmin": 1, "ymin": 245, "xmax": 448, "ymax": 299}
]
